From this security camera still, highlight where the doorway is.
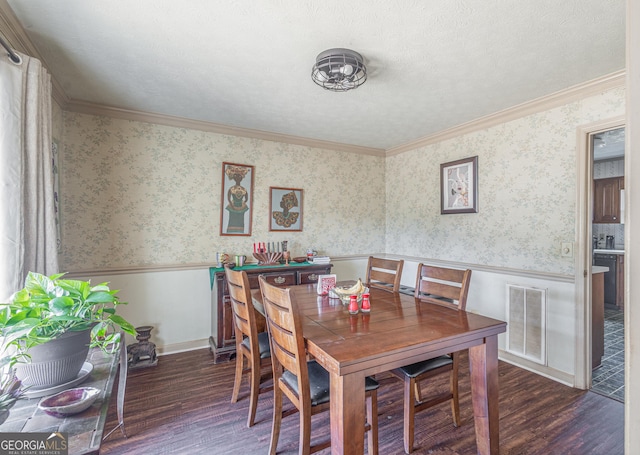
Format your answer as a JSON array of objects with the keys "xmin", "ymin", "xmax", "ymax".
[{"xmin": 589, "ymin": 125, "xmax": 625, "ymax": 402}]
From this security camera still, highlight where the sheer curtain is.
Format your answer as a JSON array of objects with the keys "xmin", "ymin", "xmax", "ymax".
[{"xmin": 0, "ymin": 50, "xmax": 59, "ymax": 300}]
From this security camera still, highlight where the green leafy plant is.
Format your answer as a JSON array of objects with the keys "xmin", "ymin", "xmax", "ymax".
[{"xmin": 0, "ymin": 272, "xmax": 137, "ymax": 372}]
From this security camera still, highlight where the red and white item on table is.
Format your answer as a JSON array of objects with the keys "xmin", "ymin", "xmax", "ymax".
[
  {"xmin": 348, "ymin": 295, "xmax": 359, "ymax": 314},
  {"xmin": 361, "ymin": 293, "xmax": 370, "ymax": 312},
  {"xmin": 317, "ymin": 274, "xmax": 336, "ymax": 295}
]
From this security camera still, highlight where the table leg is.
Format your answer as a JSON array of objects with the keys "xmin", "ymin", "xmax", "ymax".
[
  {"xmin": 469, "ymin": 335, "xmax": 500, "ymax": 455},
  {"xmin": 330, "ymin": 371, "xmax": 365, "ymax": 455}
]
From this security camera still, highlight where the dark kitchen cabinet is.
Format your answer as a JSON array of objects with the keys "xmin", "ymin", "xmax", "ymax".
[
  {"xmin": 593, "ymin": 177, "xmax": 624, "ymax": 223},
  {"xmin": 208, "ymin": 262, "xmax": 332, "ymax": 363}
]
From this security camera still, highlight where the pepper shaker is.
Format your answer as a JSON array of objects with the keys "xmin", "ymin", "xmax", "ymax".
[
  {"xmin": 348, "ymin": 295, "xmax": 359, "ymax": 314},
  {"xmin": 361, "ymin": 293, "xmax": 370, "ymax": 313}
]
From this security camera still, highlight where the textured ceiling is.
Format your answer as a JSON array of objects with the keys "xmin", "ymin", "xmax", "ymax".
[{"xmin": 5, "ymin": 0, "xmax": 626, "ymax": 151}]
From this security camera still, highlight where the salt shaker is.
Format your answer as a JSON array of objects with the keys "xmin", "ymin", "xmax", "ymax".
[
  {"xmin": 361, "ymin": 293, "xmax": 371, "ymax": 313},
  {"xmin": 348, "ymin": 295, "xmax": 359, "ymax": 314}
]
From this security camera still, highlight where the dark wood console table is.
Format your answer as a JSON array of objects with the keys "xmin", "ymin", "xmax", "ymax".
[{"xmin": 208, "ymin": 262, "xmax": 332, "ymax": 363}]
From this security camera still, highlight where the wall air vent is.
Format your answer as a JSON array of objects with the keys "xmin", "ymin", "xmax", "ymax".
[{"xmin": 505, "ymin": 284, "xmax": 547, "ymax": 365}]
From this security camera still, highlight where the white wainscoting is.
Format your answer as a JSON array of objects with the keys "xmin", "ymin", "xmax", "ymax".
[
  {"xmin": 72, "ymin": 256, "xmax": 577, "ymax": 386},
  {"xmin": 71, "ymin": 268, "xmax": 212, "ymax": 355}
]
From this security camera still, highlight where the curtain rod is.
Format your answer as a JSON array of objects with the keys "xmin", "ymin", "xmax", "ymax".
[{"xmin": 0, "ymin": 34, "xmax": 21, "ymax": 63}]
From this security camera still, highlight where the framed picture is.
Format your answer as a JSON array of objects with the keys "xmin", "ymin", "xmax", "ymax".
[
  {"xmin": 220, "ymin": 162, "xmax": 254, "ymax": 236},
  {"xmin": 440, "ymin": 156, "xmax": 478, "ymax": 214},
  {"xmin": 269, "ymin": 187, "xmax": 303, "ymax": 231}
]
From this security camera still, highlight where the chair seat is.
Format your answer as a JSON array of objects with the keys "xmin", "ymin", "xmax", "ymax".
[
  {"xmin": 242, "ymin": 331, "xmax": 271, "ymax": 359},
  {"xmin": 282, "ymin": 360, "xmax": 379, "ymax": 406},
  {"xmin": 398, "ymin": 355, "xmax": 453, "ymax": 378}
]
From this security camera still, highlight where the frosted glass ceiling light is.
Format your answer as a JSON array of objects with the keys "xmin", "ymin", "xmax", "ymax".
[{"xmin": 311, "ymin": 48, "xmax": 367, "ymax": 92}]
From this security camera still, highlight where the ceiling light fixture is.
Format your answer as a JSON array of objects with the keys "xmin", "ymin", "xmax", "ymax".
[{"xmin": 311, "ymin": 48, "xmax": 367, "ymax": 92}]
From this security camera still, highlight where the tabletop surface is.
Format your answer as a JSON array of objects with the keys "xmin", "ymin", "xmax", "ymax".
[
  {"xmin": 0, "ymin": 348, "xmax": 120, "ymax": 455},
  {"xmin": 254, "ymin": 284, "xmax": 506, "ymax": 376}
]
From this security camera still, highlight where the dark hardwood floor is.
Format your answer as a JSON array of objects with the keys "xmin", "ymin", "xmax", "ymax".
[{"xmin": 101, "ymin": 348, "xmax": 623, "ymax": 455}]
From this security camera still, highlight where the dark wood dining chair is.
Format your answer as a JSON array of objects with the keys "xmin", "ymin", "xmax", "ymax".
[
  {"xmin": 365, "ymin": 256, "xmax": 404, "ymax": 292},
  {"xmin": 390, "ymin": 264, "xmax": 472, "ymax": 454},
  {"xmin": 258, "ymin": 275, "xmax": 379, "ymax": 455},
  {"xmin": 226, "ymin": 266, "xmax": 272, "ymax": 428}
]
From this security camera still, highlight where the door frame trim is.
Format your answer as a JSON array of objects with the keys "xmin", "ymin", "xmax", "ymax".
[{"xmin": 574, "ymin": 115, "xmax": 625, "ymax": 389}]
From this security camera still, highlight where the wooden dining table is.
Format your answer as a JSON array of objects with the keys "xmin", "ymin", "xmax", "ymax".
[{"xmin": 253, "ymin": 284, "xmax": 507, "ymax": 455}]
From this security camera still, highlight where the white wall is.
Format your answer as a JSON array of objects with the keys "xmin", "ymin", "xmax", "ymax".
[{"xmin": 72, "ymin": 269, "xmax": 212, "ymax": 354}]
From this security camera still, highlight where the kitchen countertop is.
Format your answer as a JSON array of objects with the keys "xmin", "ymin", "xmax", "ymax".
[
  {"xmin": 592, "ymin": 266, "xmax": 609, "ymax": 274},
  {"xmin": 593, "ymin": 249, "xmax": 625, "ymax": 254}
]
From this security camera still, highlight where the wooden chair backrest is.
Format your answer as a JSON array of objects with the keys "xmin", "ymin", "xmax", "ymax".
[
  {"xmin": 414, "ymin": 264, "xmax": 472, "ymax": 311},
  {"xmin": 366, "ymin": 256, "xmax": 404, "ymax": 293},
  {"xmin": 258, "ymin": 276, "xmax": 309, "ymax": 401},
  {"xmin": 225, "ymin": 267, "xmax": 260, "ymax": 345}
]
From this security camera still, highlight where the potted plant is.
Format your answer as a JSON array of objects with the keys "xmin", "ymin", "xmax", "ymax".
[{"xmin": 0, "ymin": 272, "xmax": 137, "ymax": 390}]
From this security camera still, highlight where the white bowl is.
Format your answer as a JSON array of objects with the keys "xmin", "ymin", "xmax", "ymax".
[{"xmin": 38, "ymin": 387, "xmax": 100, "ymax": 417}]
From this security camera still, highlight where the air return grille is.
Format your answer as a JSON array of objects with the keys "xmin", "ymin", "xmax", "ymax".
[{"xmin": 506, "ymin": 285, "xmax": 546, "ymax": 365}]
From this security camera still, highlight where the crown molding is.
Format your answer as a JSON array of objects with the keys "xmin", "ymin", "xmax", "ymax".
[
  {"xmin": 386, "ymin": 70, "xmax": 626, "ymax": 156},
  {"xmin": 65, "ymin": 99, "xmax": 386, "ymax": 157}
]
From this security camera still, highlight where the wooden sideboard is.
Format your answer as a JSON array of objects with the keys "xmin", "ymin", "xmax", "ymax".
[{"xmin": 208, "ymin": 262, "xmax": 332, "ymax": 363}]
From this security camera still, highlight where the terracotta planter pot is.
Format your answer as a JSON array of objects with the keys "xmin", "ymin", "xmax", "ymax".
[{"xmin": 15, "ymin": 328, "xmax": 92, "ymax": 388}]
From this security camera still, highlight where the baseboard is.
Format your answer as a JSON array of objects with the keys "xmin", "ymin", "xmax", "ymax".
[
  {"xmin": 499, "ymin": 349, "xmax": 575, "ymax": 387},
  {"xmin": 156, "ymin": 338, "xmax": 210, "ymax": 356}
]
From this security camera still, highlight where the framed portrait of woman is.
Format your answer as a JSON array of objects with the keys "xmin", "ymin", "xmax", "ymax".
[
  {"xmin": 269, "ymin": 187, "xmax": 303, "ymax": 231},
  {"xmin": 220, "ymin": 162, "xmax": 254, "ymax": 236}
]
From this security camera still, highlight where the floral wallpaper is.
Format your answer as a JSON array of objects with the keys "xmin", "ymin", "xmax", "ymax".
[
  {"xmin": 60, "ymin": 114, "xmax": 386, "ymax": 270},
  {"xmin": 385, "ymin": 87, "xmax": 625, "ymax": 275},
  {"xmin": 60, "ymin": 86, "xmax": 624, "ymax": 274}
]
